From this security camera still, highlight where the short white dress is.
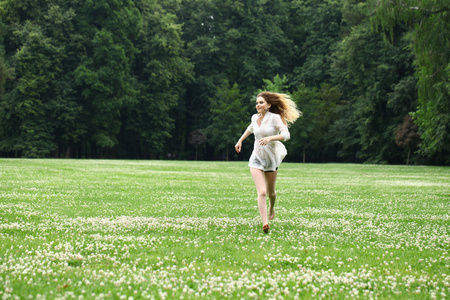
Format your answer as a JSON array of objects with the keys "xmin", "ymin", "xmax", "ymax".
[{"xmin": 246, "ymin": 112, "xmax": 290, "ymax": 172}]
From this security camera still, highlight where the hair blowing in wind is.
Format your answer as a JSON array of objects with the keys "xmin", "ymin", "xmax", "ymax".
[{"xmin": 258, "ymin": 92, "xmax": 302, "ymax": 126}]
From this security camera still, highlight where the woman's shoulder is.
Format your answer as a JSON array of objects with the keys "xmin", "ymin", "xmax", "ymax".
[
  {"xmin": 269, "ymin": 113, "xmax": 287, "ymax": 126},
  {"xmin": 251, "ymin": 114, "xmax": 259, "ymax": 121},
  {"xmin": 269, "ymin": 112, "xmax": 282, "ymax": 120}
]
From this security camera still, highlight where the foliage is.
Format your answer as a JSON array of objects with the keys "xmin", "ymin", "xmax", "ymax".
[
  {"xmin": 0, "ymin": 21, "xmax": 62, "ymax": 157},
  {"xmin": 0, "ymin": 0, "xmax": 191, "ymax": 158},
  {"xmin": 372, "ymin": 0, "xmax": 450, "ymax": 163},
  {"xmin": 288, "ymin": 83, "xmax": 339, "ymax": 162},
  {"xmin": 395, "ymin": 115, "xmax": 421, "ymax": 165},
  {"xmin": 289, "ymin": 0, "xmax": 343, "ymax": 87},
  {"xmin": 258, "ymin": 74, "xmax": 290, "ymax": 94},
  {"xmin": 119, "ymin": 0, "xmax": 194, "ymax": 159},
  {"xmin": 0, "ymin": 0, "xmax": 447, "ymax": 164},
  {"xmin": 0, "ymin": 53, "xmax": 9, "ymax": 96},
  {"xmin": 331, "ymin": 6, "xmax": 417, "ymax": 164},
  {"xmin": 73, "ymin": 0, "xmax": 141, "ymax": 151},
  {"xmin": 206, "ymin": 80, "xmax": 248, "ymax": 160}
]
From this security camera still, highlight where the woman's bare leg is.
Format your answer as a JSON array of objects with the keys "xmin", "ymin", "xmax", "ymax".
[
  {"xmin": 250, "ymin": 168, "xmax": 268, "ymax": 226},
  {"xmin": 265, "ymin": 171, "xmax": 277, "ymax": 220}
]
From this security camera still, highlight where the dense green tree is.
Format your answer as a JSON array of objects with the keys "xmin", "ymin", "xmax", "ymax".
[
  {"xmin": 329, "ymin": 100, "xmax": 361, "ymax": 162},
  {"xmin": 332, "ymin": 25, "xmax": 412, "ymax": 163},
  {"xmin": 206, "ymin": 80, "xmax": 248, "ymax": 161},
  {"xmin": 73, "ymin": 0, "xmax": 141, "ymax": 155},
  {"xmin": 43, "ymin": 2, "xmax": 87, "ymax": 158},
  {"xmin": 331, "ymin": 1, "xmax": 417, "ymax": 163},
  {"xmin": 0, "ymin": 0, "xmax": 445, "ymax": 164},
  {"xmin": 288, "ymin": 84, "xmax": 339, "ymax": 162},
  {"xmin": 0, "ymin": 26, "xmax": 11, "ymax": 114},
  {"xmin": 372, "ymin": 0, "xmax": 450, "ymax": 163},
  {"xmin": 0, "ymin": 1, "xmax": 86, "ymax": 157},
  {"xmin": 0, "ymin": 0, "xmax": 141, "ymax": 157},
  {"xmin": 119, "ymin": 0, "xmax": 193, "ymax": 159},
  {"xmin": 181, "ymin": 0, "xmax": 291, "ymax": 93},
  {"xmin": 0, "ymin": 21, "xmax": 60, "ymax": 157},
  {"xmin": 0, "ymin": 62, "xmax": 6, "ymax": 97},
  {"xmin": 288, "ymin": 85, "xmax": 317, "ymax": 163},
  {"xmin": 258, "ymin": 74, "xmax": 290, "ymax": 95},
  {"xmin": 289, "ymin": 0, "xmax": 343, "ymax": 87}
]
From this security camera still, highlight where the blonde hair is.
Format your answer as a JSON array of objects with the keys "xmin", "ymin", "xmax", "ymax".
[{"xmin": 257, "ymin": 92, "xmax": 302, "ymax": 126}]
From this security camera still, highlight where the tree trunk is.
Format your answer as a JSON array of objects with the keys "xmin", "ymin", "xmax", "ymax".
[
  {"xmin": 52, "ymin": 146, "xmax": 59, "ymax": 158},
  {"xmin": 65, "ymin": 145, "xmax": 72, "ymax": 158},
  {"xmin": 407, "ymin": 148, "xmax": 411, "ymax": 165},
  {"xmin": 303, "ymin": 147, "xmax": 306, "ymax": 163}
]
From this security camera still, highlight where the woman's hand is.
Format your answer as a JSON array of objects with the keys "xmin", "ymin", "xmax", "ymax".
[
  {"xmin": 259, "ymin": 136, "xmax": 272, "ymax": 146},
  {"xmin": 235, "ymin": 141, "xmax": 242, "ymax": 153}
]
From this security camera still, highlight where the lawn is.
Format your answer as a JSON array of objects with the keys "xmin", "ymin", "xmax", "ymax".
[{"xmin": 0, "ymin": 159, "xmax": 449, "ymax": 299}]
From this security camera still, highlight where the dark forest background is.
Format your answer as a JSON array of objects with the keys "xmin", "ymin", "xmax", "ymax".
[{"xmin": 0, "ymin": 0, "xmax": 448, "ymax": 164}]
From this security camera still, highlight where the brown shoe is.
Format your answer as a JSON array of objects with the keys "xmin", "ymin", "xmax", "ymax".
[{"xmin": 262, "ymin": 224, "xmax": 270, "ymax": 233}]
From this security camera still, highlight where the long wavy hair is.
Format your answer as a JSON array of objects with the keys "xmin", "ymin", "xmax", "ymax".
[{"xmin": 258, "ymin": 92, "xmax": 302, "ymax": 126}]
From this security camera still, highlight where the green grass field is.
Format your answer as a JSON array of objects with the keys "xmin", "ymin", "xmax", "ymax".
[{"xmin": 0, "ymin": 159, "xmax": 449, "ymax": 299}]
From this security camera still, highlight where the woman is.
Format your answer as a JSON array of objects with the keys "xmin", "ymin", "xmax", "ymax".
[{"xmin": 235, "ymin": 92, "xmax": 301, "ymax": 233}]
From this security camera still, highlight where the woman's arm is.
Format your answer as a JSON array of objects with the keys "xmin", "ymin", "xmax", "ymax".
[
  {"xmin": 235, "ymin": 130, "xmax": 252, "ymax": 153},
  {"xmin": 258, "ymin": 134, "xmax": 285, "ymax": 146},
  {"xmin": 274, "ymin": 114, "xmax": 290, "ymax": 141}
]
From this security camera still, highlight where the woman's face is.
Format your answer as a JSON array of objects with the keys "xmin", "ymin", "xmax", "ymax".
[{"xmin": 256, "ymin": 96, "xmax": 270, "ymax": 114}]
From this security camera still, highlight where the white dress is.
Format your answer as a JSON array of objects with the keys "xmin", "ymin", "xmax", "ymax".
[{"xmin": 246, "ymin": 112, "xmax": 290, "ymax": 171}]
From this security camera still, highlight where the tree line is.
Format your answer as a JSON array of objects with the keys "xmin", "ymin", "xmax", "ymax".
[{"xmin": 0, "ymin": 0, "xmax": 448, "ymax": 164}]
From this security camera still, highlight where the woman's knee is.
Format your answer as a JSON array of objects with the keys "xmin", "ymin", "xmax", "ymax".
[
  {"xmin": 257, "ymin": 190, "xmax": 267, "ymax": 198},
  {"xmin": 268, "ymin": 191, "xmax": 276, "ymax": 198}
]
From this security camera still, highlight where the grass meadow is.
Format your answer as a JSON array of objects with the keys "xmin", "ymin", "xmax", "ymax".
[{"xmin": 0, "ymin": 159, "xmax": 449, "ymax": 299}]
